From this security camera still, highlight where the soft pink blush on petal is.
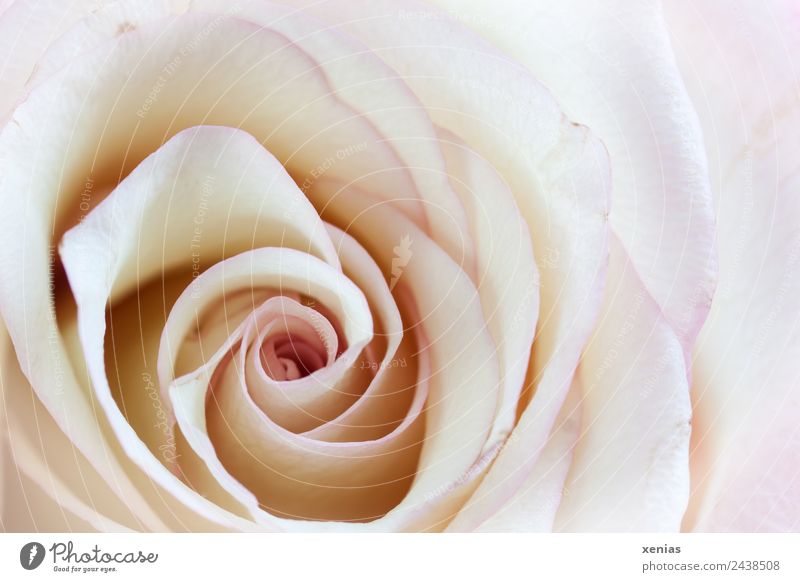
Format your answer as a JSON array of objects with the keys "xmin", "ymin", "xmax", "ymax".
[{"xmin": 665, "ymin": 0, "xmax": 800, "ymax": 532}]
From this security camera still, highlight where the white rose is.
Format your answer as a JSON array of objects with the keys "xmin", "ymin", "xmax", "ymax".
[{"xmin": 0, "ymin": 0, "xmax": 796, "ymax": 533}]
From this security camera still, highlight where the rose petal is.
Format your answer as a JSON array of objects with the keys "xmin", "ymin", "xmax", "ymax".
[
  {"xmin": 1, "ymin": 0, "xmax": 603, "ymax": 532},
  {"xmin": 304, "ymin": 225, "xmax": 416, "ymax": 443},
  {"xmin": 436, "ymin": 129, "xmax": 538, "ymax": 446},
  {"xmin": 283, "ymin": 0, "xmax": 611, "ymax": 530},
  {"xmin": 185, "ymin": 0, "xmax": 476, "ymax": 271},
  {"xmin": 160, "ymin": 250, "xmax": 422, "ymax": 522},
  {"xmin": 409, "ymin": 5, "xmax": 716, "ymax": 528},
  {"xmin": 162, "ymin": 249, "xmax": 424, "ymax": 526},
  {"xmin": 463, "ymin": 382, "xmax": 581, "ymax": 532},
  {"xmin": 20, "ymin": 0, "xmax": 476, "ymax": 272},
  {"xmin": 4, "ymin": 9, "xmax": 410, "ymax": 529},
  {"xmin": 201, "ymin": 332, "xmax": 424, "ymax": 522},
  {"xmin": 554, "ymin": 236, "xmax": 691, "ymax": 531},
  {"xmin": 159, "ymin": 248, "xmax": 373, "ymax": 428},
  {"xmin": 665, "ymin": 0, "xmax": 800, "ymax": 532},
  {"xmin": 58, "ymin": 125, "xmax": 361, "ymax": 526},
  {"xmin": 5, "ymin": 433, "xmax": 135, "ymax": 532},
  {"xmin": 0, "ymin": 7, "xmax": 486, "ymax": 527},
  {"xmin": 25, "ymin": 0, "xmax": 174, "ymax": 86},
  {"xmin": 3, "ymin": 469, "xmax": 101, "ymax": 532},
  {"xmin": 100, "ymin": 270, "xmax": 265, "ymax": 524},
  {"xmin": 2, "ymin": 327, "xmax": 176, "ymax": 531},
  {"xmin": 308, "ymin": 182, "xmax": 502, "ymax": 505},
  {"xmin": 428, "ymin": 0, "xmax": 717, "ymax": 354},
  {"xmin": 0, "ymin": 0, "xmax": 103, "ymax": 120}
]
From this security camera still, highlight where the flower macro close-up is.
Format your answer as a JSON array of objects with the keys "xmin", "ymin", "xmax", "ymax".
[{"xmin": 0, "ymin": 0, "xmax": 798, "ymax": 535}]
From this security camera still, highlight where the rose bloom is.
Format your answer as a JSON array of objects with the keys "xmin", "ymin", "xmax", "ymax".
[{"xmin": 0, "ymin": 0, "xmax": 797, "ymax": 533}]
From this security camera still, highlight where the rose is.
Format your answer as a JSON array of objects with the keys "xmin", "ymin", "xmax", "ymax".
[{"xmin": 0, "ymin": 0, "xmax": 797, "ymax": 533}]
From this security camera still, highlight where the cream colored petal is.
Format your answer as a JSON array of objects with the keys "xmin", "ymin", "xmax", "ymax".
[
  {"xmin": 159, "ymin": 248, "xmax": 372, "ymax": 423},
  {"xmin": 0, "ymin": 14, "xmax": 459, "ymax": 528},
  {"xmin": 164, "ymin": 248, "xmax": 422, "ymax": 523},
  {"xmin": 305, "ymin": 225, "xmax": 414, "ymax": 442},
  {"xmin": 460, "ymin": 383, "xmax": 581, "ymax": 532},
  {"xmin": 2, "ymin": 331, "xmax": 166, "ymax": 531},
  {"xmin": 58, "ymin": 127, "xmax": 358, "ymax": 528},
  {"xmin": 186, "ymin": 0, "xmax": 474, "ymax": 270},
  {"xmin": 555, "ymin": 236, "xmax": 691, "ymax": 531},
  {"xmin": 308, "ymin": 181, "xmax": 502, "ymax": 527},
  {"xmin": 437, "ymin": 129, "xmax": 538, "ymax": 448},
  {"xmin": 281, "ymin": 0, "xmax": 611, "ymax": 530},
  {"xmin": 428, "ymin": 0, "xmax": 717, "ymax": 354}
]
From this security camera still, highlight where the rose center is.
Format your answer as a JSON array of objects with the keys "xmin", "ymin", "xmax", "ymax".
[
  {"xmin": 249, "ymin": 303, "xmax": 340, "ymax": 384},
  {"xmin": 261, "ymin": 332, "xmax": 327, "ymax": 380}
]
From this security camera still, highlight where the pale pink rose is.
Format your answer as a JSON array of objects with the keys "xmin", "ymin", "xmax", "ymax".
[{"xmin": 0, "ymin": 0, "xmax": 796, "ymax": 532}]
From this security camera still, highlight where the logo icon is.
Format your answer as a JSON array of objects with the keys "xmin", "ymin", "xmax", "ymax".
[{"xmin": 20, "ymin": 542, "xmax": 46, "ymax": 570}]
